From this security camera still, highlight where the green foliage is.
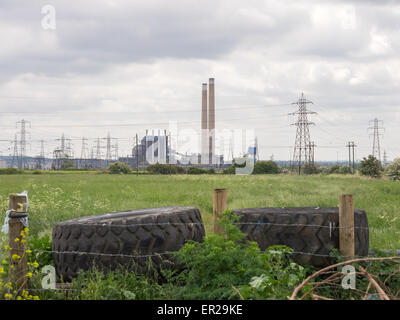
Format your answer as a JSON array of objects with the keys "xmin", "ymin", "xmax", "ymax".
[
  {"xmin": 27, "ymin": 235, "xmax": 53, "ymax": 267},
  {"xmin": 186, "ymin": 167, "xmax": 215, "ymax": 174},
  {"xmin": 253, "ymin": 161, "xmax": 279, "ymax": 174},
  {"xmin": 222, "ymin": 165, "xmax": 236, "ymax": 174},
  {"xmin": 61, "ymin": 159, "xmax": 75, "ymax": 170},
  {"xmin": 170, "ymin": 209, "xmax": 306, "ymax": 300},
  {"xmin": 238, "ymin": 253, "xmax": 307, "ymax": 300},
  {"xmin": 146, "ymin": 163, "xmax": 185, "ymax": 174},
  {"xmin": 328, "ymin": 164, "xmax": 352, "ymax": 174},
  {"xmin": 384, "ymin": 158, "xmax": 400, "ymax": 181},
  {"xmin": 302, "ymin": 163, "xmax": 319, "ymax": 175},
  {"xmin": 360, "ymin": 155, "xmax": 382, "ymax": 178},
  {"xmin": 312, "ymin": 250, "xmax": 400, "ymax": 300},
  {"xmin": 108, "ymin": 162, "xmax": 132, "ymax": 174},
  {"xmin": 0, "ymin": 168, "xmax": 22, "ymax": 175}
]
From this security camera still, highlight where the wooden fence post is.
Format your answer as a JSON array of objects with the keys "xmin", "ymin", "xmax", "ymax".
[
  {"xmin": 213, "ymin": 188, "xmax": 227, "ymax": 234},
  {"xmin": 8, "ymin": 194, "xmax": 29, "ymax": 293},
  {"xmin": 339, "ymin": 194, "xmax": 355, "ymax": 260}
]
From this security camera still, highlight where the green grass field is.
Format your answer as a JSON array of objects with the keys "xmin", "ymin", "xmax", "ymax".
[{"xmin": 0, "ymin": 173, "xmax": 399, "ymax": 251}]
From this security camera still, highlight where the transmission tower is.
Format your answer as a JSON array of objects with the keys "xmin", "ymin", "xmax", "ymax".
[
  {"xmin": 103, "ymin": 132, "xmax": 118, "ymax": 164},
  {"xmin": 96, "ymin": 138, "xmax": 101, "ymax": 168},
  {"xmin": 56, "ymin": 133, "xmax": 72, "ymax": 158},
  {"xmin": 11, "ymin": 134, "xmax": 18, "ymax": 168},
  {"xmin": 307, "ymin": 141, "xmax": 316, "ymax": 166},
  {"xmin": 368, "ymin": 118, "xmax": 384, "ymax": 163},
  {"xmin": 36, "ymin": 140, "xmax": 45, "ymax": 169},
  {"xmin": 80, "ymin": 137, "xmax": 88, "ymax": 168},
  {"xmin": 16, "ymin": 119, "xmax": 31, "ymax": 169},
  {"xmin": 383, "ymin": 150, "xmax": 388, "ymax": 167},
  {"xmin": 289, "ymin": 93, "xmax": 317, "ymax": 174}
]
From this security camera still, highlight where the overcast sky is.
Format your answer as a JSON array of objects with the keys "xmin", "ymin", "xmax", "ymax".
[{"xmin": 0, "ymin": 0, "xmax": 399, "ymax": 162}]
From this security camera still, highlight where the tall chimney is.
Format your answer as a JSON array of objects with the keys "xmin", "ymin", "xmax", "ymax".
[
  {"xmin": 208, "ymin": 78, "xmax": 215, "ymax": 165},
  {"xmin": 201, "ymin": 83, "xmax": 208, "ymax": 131},
  {"xmin": 201, "ymin": 83, "xmax": 208, "ymax": 164}
]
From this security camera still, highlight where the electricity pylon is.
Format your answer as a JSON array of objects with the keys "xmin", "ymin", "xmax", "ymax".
[
  {"xmin": 289, "ymin": 93, "xmax": 317, "ymax": 174},
  {"xmin": 368, "ymin": 118, "xmax": 384, "ymax": 163}
]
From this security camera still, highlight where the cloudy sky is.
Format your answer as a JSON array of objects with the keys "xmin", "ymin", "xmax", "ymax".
[{"xmin": 0, "ymin": 0, "xmax": 399, "ymax": 162}]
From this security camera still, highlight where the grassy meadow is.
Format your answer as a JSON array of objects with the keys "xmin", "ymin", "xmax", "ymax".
[{"xmin": 0, "ymin": 173, "xmax": 399, "ymax": 251}]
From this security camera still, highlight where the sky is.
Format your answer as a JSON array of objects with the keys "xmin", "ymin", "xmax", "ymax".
[{"xmin": 0, "ymin": 0, "xmax": 399, "ymax": 162}]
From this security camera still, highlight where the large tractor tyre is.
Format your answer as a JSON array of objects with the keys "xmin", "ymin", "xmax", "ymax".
[
  {"xmin": 52, "ymin": 207, "xmax": 205, "ymax": 281},
  {"xmin": 232, "ymin": 207, "xmax": 369, "ymax": 267}
]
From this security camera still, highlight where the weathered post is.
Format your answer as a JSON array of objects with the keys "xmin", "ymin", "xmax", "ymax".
[
  {"xmin": 213, "ymin": 188, "xmax": 227, "ymax": 234},
  {"xmin": 339, "ymin": 194, "xmax": 355, "ymax": 260},
  {"xmin": 8, "ymin": 194, "xmax": 28, "ymax": 292}
]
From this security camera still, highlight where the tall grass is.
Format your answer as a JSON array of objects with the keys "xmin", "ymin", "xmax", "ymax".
[{"xmin": 0, "ymin": 174, "xmax": 399, "ymax": 250}]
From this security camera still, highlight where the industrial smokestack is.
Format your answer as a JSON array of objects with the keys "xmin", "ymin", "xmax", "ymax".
[
  {"xmin": 201, "ymin": 83, "xmax": 208, "ymax": 131},
  {"xmin": 208, "ymin": 78, "xmax": 215, "ymax": 165},
  {"xmin": 201, "ymin": 83, "xmax": 208, "ymax": 164}
]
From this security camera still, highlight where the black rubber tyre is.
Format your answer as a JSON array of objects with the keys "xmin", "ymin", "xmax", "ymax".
[
  {"xmin": 232, "ymin": 207, "xmax": 369, "ymax": 267},
  {"xmin": 52, "ymin": 207, "xmax": 205, "ymax": 281}
]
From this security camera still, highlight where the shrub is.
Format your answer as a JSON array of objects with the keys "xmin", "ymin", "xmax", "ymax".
[
  {"xmin": 253, "ymin": 160, "xmax": 279, "ymax": 174},
  {"xmin": 146, "ymin": 163, "xmax": 185, "ymax": 174},
  {"xmin": 303, "ymin": 163, "xmax": 319, "ymax": 175},
  {"xmin": 328, "ymin": 165, "xmax": 352, "ymax": 174},
  {"xmin": 186, "ymin": 167, "xmax": 215, "ymax": 174},
  {"xmin": 170, "ymin": 210, "xmax": 306, "ymax": 300},
  {"xmin": 0, "ymin": 168, "xmax": 22, "ymax": 175},
  {"xmin": 385, "ymin": 158, "xmax": 400, "ymax": 181},
  {"xmin": 186, "ymin": 167, "xmax": 206, "ymax": 174},
  {"xmin": 108, "ymin": 162, "xmax": 131, "ymax": 174},
  {"xmin": 27, "ymin": 236, "xmax": 53, "ymax": 267},
  {"xmin": 223, "ymin": 166, "xmax": 236, "ymax": 174},
  {"xmin": 360, "ymin": 155, "xmax": 382, "ymax": 178}
]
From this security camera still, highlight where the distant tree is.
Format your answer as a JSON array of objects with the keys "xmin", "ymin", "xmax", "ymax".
[
  {"xmin": 146, "ymin": 163, "xmax": 185, "ymax": 174},
  {"xmin": 328, "ymin": 164, "xmax": 352, "ymax": 175},
  {"xmin": 186, "ymin": 167, "xmax": 216, "ymax": 175},
  {"xmin": 303, "ymin": 163, "xmax": 319, "ymax": 175},
  {"xmin": 108, "ymin": 162, "xmax": 131, "ymax": 174},
  {"xmin": 253, "ymin": 160, "xmax": 279, "ymax": 174},
  {"xmin": 61, "ymin": 159, "xmax": 75, "ymax": 170},
  {"xmin": 359, "ymin": 155, "xmax": 382, "ymax": 178},
  {"xmin": 222, "ymin": 166, "xmax": 236, "ymax": 174},
  {"xmin": 384, "ymin": 158, "xmax": 400, "ymax": 181}
]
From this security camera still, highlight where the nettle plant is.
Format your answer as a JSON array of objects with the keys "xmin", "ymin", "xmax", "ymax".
[
  {"xmin": 1, "ymin": 227, "xmax": 40, "ymax": 300},
  {"xmin": 171, "ymin": 209, "xmax": 307, "ymax": 300}
]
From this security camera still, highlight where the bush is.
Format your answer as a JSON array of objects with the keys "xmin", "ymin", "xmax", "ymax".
[
  {"xmin": 223, "ymin": 166, "xmax": 236, "ymax": 174},
  {"xmin": 146, "ymin": 163, "xmax": 185, "ymax": 174},
  {"xmin": 303, "ymin": 163, "xmax": 319, "ymax": 175},
  {"xmin": 28, "ymin": 235, "xmax": 53, "ymax": 267},
  {"xmin": 186, "ymin": 167, "xmax": 215, "ymax": 175},
  {"xmin": 0, "ymin": 168, "xmax": 22, "ymax": 175},
  {"xmin": 328, "ymin": 165, "xmax": 352, "ymax": 174},
  {"xmin": 360, "ymin": 155, "xmax": 382, "ymax": 178},
  {"xmin": 170, "ymin": 210, "xmax": 306, "ymax": 300},
  {"xmin": 385, "ymin": 158, "xmax": 400, "ymax": 181},
  {"xmin": 253, "ymin": 160, "xmax": 279, "ymax": 174},
  {"xmin": 108, "ymin": 162, "xmax": 132, "ymax": 174}
]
